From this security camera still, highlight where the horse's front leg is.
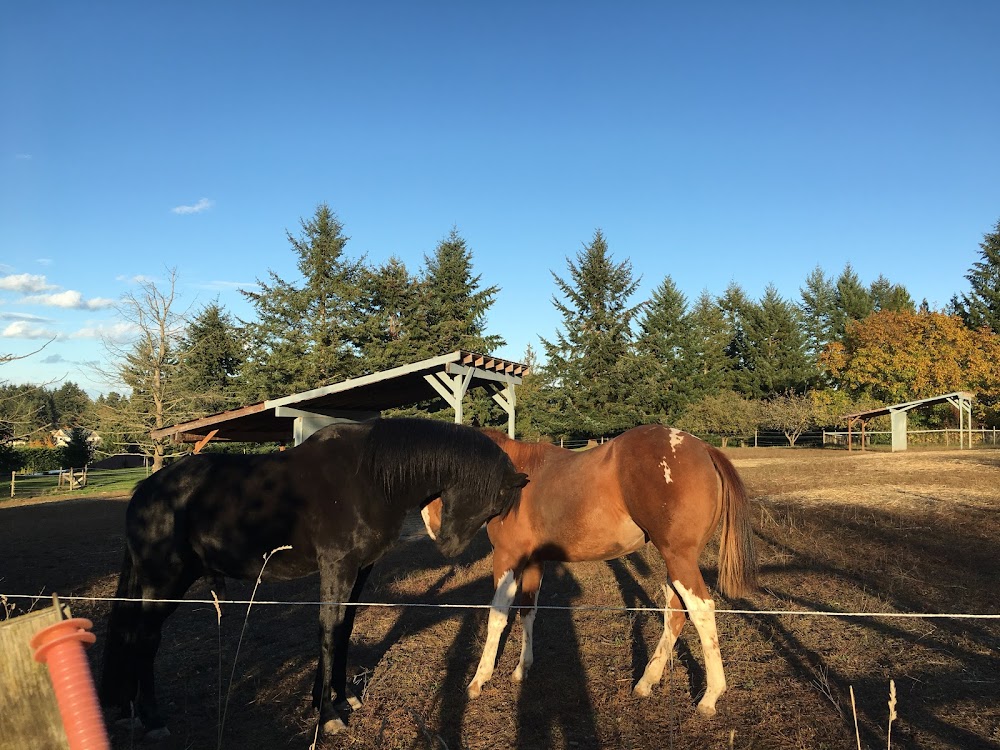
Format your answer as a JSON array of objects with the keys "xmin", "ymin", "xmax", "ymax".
[
  {"xmin": 467, "ymin": 561, "xmax": 521, "ymax": 698},
  {"xmin": 314, "ymin": 560, "xmax": 373, "ymax": 735}
]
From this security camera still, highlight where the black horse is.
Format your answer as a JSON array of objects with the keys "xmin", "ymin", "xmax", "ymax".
[{"xmin": 99, "ymin": 417, "xmax": 527, "ymax": 739}]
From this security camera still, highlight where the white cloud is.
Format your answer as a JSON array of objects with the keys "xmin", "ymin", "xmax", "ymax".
[
  {"xmin": 15, "ymin": 153, "xmax": 32, "ymax": 161},
  {"xmin": 2, "ymin": 321, "xmax": 59, "ymax": 339},
  {"xmin": 36, "ymin": 258, "xmax": 52, "ymax": 266},
  {"xmin": 196, "ymin": 279, "xmax": 256, "ymax": 291},
  {"xmin": 116, "ymin": 274, "xmax": 157, "ymax": 284},
  {"xmin": 0, "ymin": 311, "xmax": 52, "ymax": 323},
  {"xmin": 21, "ymin": 290, "xmax": 117, "ymax": 310},
  {"xmin": 0, "ymin": 273, "xmax": 56, "ymax": 293},
  {"xmin": 70, "ymin": 321, "xmax": 138, "ymax": 342},
  {"xmin": 171, "ymin": 198, "xmax": 214, "ymax": 215}
]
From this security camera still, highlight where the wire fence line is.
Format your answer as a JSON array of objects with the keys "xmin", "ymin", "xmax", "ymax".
[{"xmin": 3, "ymin": 592, "xmax": 999, "ymax": 621}]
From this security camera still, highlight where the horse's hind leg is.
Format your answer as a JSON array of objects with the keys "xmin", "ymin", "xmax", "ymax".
[
  {"xmin": 661, "ymin": 550, "xmax": 727, "ymax": 717},
  {"xmin": 633, "ymin": 584, "xmax": 686, "ymax": 697},
  {"xmin": 133, "ymin": 564, "xmax": 201, "ymax": 738},
  {"xmin": 467, "ymin": 563, "xmax": 521, "ymax": 698},
  {"xmin": 512, "ymin": 559, "xmax": 543, "ymax": 683}
]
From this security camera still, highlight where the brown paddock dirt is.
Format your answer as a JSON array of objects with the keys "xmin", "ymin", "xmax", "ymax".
[{"xmin": 1, "ymin": 448, "xmax": 998, "ymax": 750}]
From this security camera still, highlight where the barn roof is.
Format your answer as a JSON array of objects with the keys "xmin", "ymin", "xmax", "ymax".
[{"xmin": 151, "ymin": 350, "xmax": 528, "ymax": 445}]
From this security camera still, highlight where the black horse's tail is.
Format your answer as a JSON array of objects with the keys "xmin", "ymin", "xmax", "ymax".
[{"xmin": 99, "ymin": 546, "xmax": 141, "ymax": 709}]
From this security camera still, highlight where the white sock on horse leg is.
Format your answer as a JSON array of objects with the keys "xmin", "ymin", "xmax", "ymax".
[
  {"xmin": 634, "ymin": 585, "xmax": 681, "ymax": 697},
  {"xmin": 468, "ymin": 569, "xmax": 518, "ymax": 698},
  {"xmin": 673, "ymin": 580, "xmax": 726, "ymax": 717}
]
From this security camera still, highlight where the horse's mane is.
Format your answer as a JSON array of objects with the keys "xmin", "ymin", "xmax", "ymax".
[{"xmin": 361, "ymin": 418, "xmax": 516, "ymax": 513}]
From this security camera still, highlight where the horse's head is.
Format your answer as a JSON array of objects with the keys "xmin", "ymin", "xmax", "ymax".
[{"xmin": 431, "ymin": 460, "xmax": 527, "ymax": 557}]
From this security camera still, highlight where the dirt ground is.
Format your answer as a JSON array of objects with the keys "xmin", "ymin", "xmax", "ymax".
[{"xmin": 2, "ymin": 448, "xmax": 999, "ymax": 750}]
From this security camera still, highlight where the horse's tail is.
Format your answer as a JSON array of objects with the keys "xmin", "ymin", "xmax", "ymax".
[
  {"xmin": 707, "ymin": 445, "xmax": 757, "ymax": 598},
  {"xmin": 99, "ymin": 545, "xmax": 141, "ymax": 707}
]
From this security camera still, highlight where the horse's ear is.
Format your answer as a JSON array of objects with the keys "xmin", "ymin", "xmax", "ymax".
[
  {"xmin": 512, "ymin": 472, "xmax": 529, "ymax": 488},
  {"xmin": 470, "ymin": 416, "xmax": 481, "ymax": 428}
]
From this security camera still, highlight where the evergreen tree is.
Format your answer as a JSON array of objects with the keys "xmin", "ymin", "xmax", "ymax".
[
  {"xmin": 356, "ymin": 257, "xmax": 428, "ymax": 372},
  {"xmin": 241, "ymin": 204, "xmax": 365, "ymax": 398},
  {"xmin": 541, "ymin": 229, "xmax": 643, "ymax": 436},
  {"xmin": 421, "ymin": 229, "xmax": 504, "ymax": 354},
  {"xmin": 176, "ymin": 301, "xmax": 244, "ymax": 413},
  {"xmin": 799, "ymin": 266, "xmax": 837, "ymax": 365},
  {"xmin": 61, "ymin": 426, "xmax": 94, "ymax": 467},
  {"xmin": 869, "ymin": 274, "xmax": 914, "ymax": 313},
  {"xmin": 831, "ymin": 263, "xmax": 873, "ymax": 342},
  {"xmin": 686, "ymin": 290, "xmax": 731, "ymax": 399},
  {"xmin": 952, "ymin": 218, "xmax": 1000, "ymax": 332},
  {"xmin": 635, "ymin": 276, "xmax": 698, "ymax": 421},
  {"xmin": 730, "ymin": 285, "xmax": 812, "ymax": 398},
  {"xmin": 718, "ymin": 281, "xmax": 751, "ymax": 389}
]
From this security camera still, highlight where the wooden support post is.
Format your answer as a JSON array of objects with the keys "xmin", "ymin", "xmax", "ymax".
[{"xmin": 194, "ymin": 429, "xmax": 219, "ymax": 454}]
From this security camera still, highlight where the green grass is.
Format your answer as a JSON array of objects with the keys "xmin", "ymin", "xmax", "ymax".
[{"xmin": 1, "ymin": 467, "xmax": 148, "ymax": 503}]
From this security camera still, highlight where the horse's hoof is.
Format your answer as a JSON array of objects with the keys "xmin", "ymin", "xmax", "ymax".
[
  {"xmin": 346, "ymin": 692, "xmax": 363, "ymax": 711},
  {"xmin": 695, "ymin": 702, "xmax": 717, "ymax": 718},
  {"xmin": 322, "ymin": 716, "xmax": 348, "ymax": 735},
  {"xmin": 511, "ymin": 667, "xmax": 524, "ymax": 683},
  {"xmin": 143, "ymin": 727, "xmax": 171, "ymax": 743},
  {"xmin": 632, "ymin": 682, "xmax": 653, "ymax": 698},
  {"xmin": 467, "ymin": 681, "xmax": 482, "ymax": 699}
]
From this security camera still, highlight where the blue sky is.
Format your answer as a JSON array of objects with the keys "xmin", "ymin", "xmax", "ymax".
[{"xmin": 2, "ymin": 2, "xmax": 999, "ymax": 396}]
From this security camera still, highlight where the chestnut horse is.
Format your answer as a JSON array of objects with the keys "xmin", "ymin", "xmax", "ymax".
[{"xmin": 423, "ymin": 424, "xmax": 756, "ymax": 717}]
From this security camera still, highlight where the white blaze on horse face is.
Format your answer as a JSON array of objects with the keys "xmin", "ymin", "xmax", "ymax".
[
  {"xmin": 669, "ymin": 428, "xmax": 685, "ymax": 454},
  {"xmin": 672, "ymin": 580, "xmax": 726, "ymax": 717},
  {"xmin": 468, "ymin": 569, "xmax": 518, "ymax": 698},
  {"xmin": 658, "ymin": 457, "xmax": 673, "ymax": 485},
  {"xmin": 420, "ymin": 505, "xmax": 438, "ymax": 540}
]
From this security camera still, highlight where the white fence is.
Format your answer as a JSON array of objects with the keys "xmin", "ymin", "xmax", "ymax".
[{"xmin": 822, "ymin": 427, "xmax": 1000, "ymax": 449}]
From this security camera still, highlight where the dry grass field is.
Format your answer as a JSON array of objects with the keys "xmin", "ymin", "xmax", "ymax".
[{"xmin": 2, "ymin": 447, "xmax": 999, "ymax": 749}]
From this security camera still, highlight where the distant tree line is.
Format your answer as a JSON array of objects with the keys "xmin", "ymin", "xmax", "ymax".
[{"xmin": 3, "ymin": 207, "xmax": 999, "ymax": 465}]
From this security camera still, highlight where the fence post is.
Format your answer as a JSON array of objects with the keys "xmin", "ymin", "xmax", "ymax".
[{"xmin": 10, "ymin": 471, "xmax": 14, "ymax": 498}]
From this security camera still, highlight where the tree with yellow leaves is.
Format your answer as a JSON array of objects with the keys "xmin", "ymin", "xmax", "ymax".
[{"xmin": 821, "ymin": 310, "xmax": 1000, "ymax": 423}]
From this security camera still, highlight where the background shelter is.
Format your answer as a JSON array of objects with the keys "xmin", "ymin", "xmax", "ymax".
[
  {"xmin": 844, "ymin": 391, "xmax": 974, "ymax": 452},
  {"xmin": 151, "ymin": 351, "xmax": 527, "ymax": 451}
]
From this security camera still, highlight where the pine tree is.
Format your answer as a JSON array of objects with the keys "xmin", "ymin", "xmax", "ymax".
[
  {"xmin": 869, "ymin": 274, "xmax": 914, "ymax": 313},
  {"xmin": 541, "ymin": 229, "xmax": 643, "ymax": 436},
  {"xmin": 718, "ymin": 282, "xmax": 751, "ymax": 389},
  {"xmin": 686, "ymin": 290, "xmax": 731, "ymax": 399},
  {"xmin": 952, "ymin": 218, "xmax": 1000, "ymax": 332},
  {"xmin": 356, "ymin": 257, "xmax": 428, "ymax": 372},
  {"xmin": 831, "ymin": 263, "xmax": 873, "ymax": 342},
  {"xmin": 240, "ymin": 204, "xmax": 364, "ymax": 398},
  {"xmin": 635, "ymin": 276, "xmax": 698, "ymax": 421},
  {"xmin": 176, "ymin": 301, "xmax": 244, "ymax": 413},
  {"xmin": 731, "ymin": 285, "xmax": 812, "ymax": 398},
  {"xmin": 421, "ymin": 229, "xmax": 504, "ymax": 354},
  {"xmin": 799, "ymin": 266, "xmax": 837, "ymax": 365},
  {"xmin": 51, "ymin": 383, "xmax": 93, "ymax": 428}
]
